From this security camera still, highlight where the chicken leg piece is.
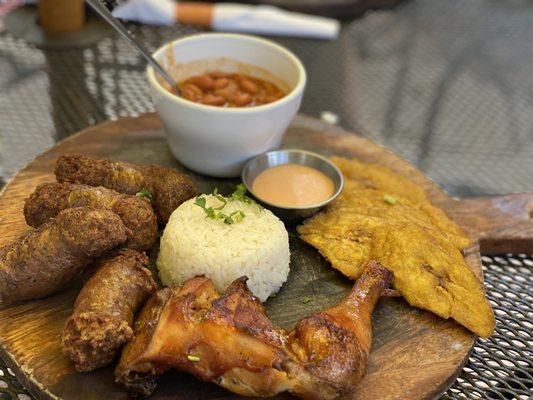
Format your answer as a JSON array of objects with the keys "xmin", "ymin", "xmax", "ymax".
[{"xmin": 115, "ymin": 261, "xmax": 392, "ymax": 399}]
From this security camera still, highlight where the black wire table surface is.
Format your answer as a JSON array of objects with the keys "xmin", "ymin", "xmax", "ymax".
[{"xmin": 0, "ymin": 0, "xmax": 531, "ymax": 399}]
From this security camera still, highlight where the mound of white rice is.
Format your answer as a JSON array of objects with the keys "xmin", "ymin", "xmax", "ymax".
[{"xmin": 156, "ymin": 195, "xmax": 290, "ymax": 302}]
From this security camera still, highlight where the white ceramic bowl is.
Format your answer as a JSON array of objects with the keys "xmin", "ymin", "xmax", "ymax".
[{"xmin": 147, "ymin": 33, "xmax": 306, "ymax": 177}]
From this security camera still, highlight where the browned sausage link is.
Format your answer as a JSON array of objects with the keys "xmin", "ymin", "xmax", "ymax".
[
  {"xmin": 54, "ymin": 155, "xmax": 198, "ymax": 225},
  {"xmin": 24, "ymin": 183, "xmax": 158, "ymax": 251},
  {"xmin": 0, "ymin": 207, "xmax": 127, "ymax": 304},
  {"xmin": 61, "ymin": 249, "xmax": 156, "ymax": 372}
]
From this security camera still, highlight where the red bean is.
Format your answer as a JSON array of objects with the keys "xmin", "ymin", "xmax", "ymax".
[
  {"xmin": 232, "ymin": 73, "xmax": 244, "ymax": 81},
  {"xmin": 182, "ymin": 88, "xmax": 196, "ymax": 101},
  {"xmin": 202, "ymin": 94, "xmax": 226, "ymax": 106},
  {"xmin": 188, "ymin": 75, "xmax": 214, "ymax": 90},
  {"xmin": 213, "ymin": 78, "xmax": 229, "ymax": 89},
  {"xmin": 177, "ymin": 72, "xmax": 285, "ymax": 107},
  {"xmin": 183, "ymin": 83, "xmax": 203, "ymax": 98},
  {"xmin": 214, "ymin": 81, "xmax": 238, "ymax": 103},
  {"xmin": 263, "ymin": 81, "xmax": 275, "ymax": 95},
  {"xmin": 240, "ymin": 79, "xmax": 258, "ymax": 94},
  {"xmin": 233, "ymin": 91, "xmax": 252, "ymax": 106}
]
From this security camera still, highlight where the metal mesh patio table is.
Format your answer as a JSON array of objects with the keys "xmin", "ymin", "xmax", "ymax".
[{"xmin": 0, "ymin": 1, "xmax": 531, "ymax": 399}]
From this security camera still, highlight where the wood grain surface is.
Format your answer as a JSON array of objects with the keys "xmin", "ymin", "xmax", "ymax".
[{"xmin": 0, "ymin": 114, "xmax": 531, "ymax": 400}]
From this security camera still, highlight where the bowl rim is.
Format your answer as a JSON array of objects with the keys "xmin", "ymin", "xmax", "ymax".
[
  {"xmin": 241, "ymin": 149, "xmax": 345, "ymax": 210},
  {"xmin": 146, "ymin": 33, "xmax": 307, "ymax": 114}
]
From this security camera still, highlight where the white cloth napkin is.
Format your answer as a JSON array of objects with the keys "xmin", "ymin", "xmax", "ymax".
[
  {"xmin": 113, "ymin": 0, "xmax": 177, "ymax": 25},
  {"xmin": 113, "ymin": 0, "xmax": 340, "ymax": 40}
]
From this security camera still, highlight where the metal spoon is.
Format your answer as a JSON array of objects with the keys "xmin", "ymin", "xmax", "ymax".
[{"xmin": 86, "ymin": 0, "xmax": 180, "ymax": 94}]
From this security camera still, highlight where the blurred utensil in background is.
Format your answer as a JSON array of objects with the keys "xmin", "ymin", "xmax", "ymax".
[
  {"xmin": 112, "ymin": 0, "xmax": 340, "ymax": 39},
  {"xmin": 86, "ymin": 0, "xmax": 180, "ymax": 93}
]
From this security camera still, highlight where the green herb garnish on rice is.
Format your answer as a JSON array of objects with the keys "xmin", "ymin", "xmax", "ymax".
[
  {"xmin": 194, "ymin": 184, "xmax": 260, "ymax": 224},
  {"xmin": 158, "ymin": 184, "xmax": 290, "ymax": 302},
  {"xmin": 231, "ymin": 183, "xmax": 257, "ymax": 204}
]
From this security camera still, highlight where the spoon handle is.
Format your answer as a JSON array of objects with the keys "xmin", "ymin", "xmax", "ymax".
[{"xmin": 86, "ymin": 0, "xmax": 179, "ymax": 93}]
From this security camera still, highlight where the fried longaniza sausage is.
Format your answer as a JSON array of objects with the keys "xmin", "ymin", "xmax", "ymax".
[
  {"xmin": 0, "ymin": 207, "xmax": 127, "ymax": 304},
  {"xmin": 115, "ymin": 261, "xmax": 392, "ymax": 399},
  {"xmin": 62, "ymin": 249, "xmax": 156, "ymax": 372},
  {"xmin": 55, "ymin": 155, "xmax": 198, "ymax": 225},
  {"xmin": 24, "ymin": 183, "xmax": 158, "ymax": 251}
]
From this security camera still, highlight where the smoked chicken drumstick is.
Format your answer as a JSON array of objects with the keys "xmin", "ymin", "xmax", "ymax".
[{"xmin": 115, "ymin": 261, "xmax": 392, "ymax": 399}]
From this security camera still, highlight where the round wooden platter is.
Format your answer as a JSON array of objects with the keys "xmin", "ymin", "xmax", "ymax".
[{"xmin": 0, "ymin": 114, "xmax": 532, "ymax": 400}]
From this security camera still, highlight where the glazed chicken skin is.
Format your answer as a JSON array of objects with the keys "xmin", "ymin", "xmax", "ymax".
[
  {"xmin": 55, "ymin": 155, "xmax": 198, "ymax": 225},
  {"xmin": 115, "ymin": 261, "xmax": 392, "ymax": 399}
]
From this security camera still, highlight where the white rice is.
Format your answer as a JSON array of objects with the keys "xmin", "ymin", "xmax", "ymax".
[{"xmin": 156, "ymin": 195, "xmax": 290, "ymax": 302}]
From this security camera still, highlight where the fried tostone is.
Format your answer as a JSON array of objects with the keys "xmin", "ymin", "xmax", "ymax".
[{"xmin": 298, "ymin": 157, "xmax": 495, "ymax": 338}]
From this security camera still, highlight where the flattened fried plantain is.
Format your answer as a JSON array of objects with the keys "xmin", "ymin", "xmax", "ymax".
[{"xmin": 298, "ymin": 157, "xmax": 495, "ymax": 338}]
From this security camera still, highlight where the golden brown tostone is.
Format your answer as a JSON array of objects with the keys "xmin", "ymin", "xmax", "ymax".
[{"xmin": 297, "ymin": 157, "xmax": 495, "ymax": 338}]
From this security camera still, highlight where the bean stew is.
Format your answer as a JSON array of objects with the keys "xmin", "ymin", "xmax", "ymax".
[{"xmin": 174, "ymin": 71, "xmax": 286, "ymax": 107}]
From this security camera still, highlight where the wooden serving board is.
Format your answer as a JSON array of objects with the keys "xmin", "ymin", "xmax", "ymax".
[{"xmin": 0, "ymin": 114, "xmax": 531, "ymax": 400}]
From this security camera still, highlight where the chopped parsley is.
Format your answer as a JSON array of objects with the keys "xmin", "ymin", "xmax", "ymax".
[
  {"xmin": 383, "ymin": 194, "xmax": 397, "ymax": 205},
  {"xmin": 194, "ymin": 184, "xmax": 259, "ymax": 225},
  {"xmin": 302, "ymin": 297, "xmax": 311, "ymax": 304},
  {"xmin": 136, "ymin": 188, "xmax": 154, "ymax": 203},
  {"xmin": 230, "ymin": 183, "xmax": 257, "ymax": 205}
]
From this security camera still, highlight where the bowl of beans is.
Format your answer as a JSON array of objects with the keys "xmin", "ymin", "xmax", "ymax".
[
  {"xmin": 147, "ymin": 33, "xmax": 306, "ymax": 178},
  {"xmin": 178, "ymin": 71, "xmax": 286, "ymax": 107}
]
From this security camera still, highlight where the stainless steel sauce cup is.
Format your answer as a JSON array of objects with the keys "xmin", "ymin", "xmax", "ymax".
[{"xmin": 241, "ymin": 149, "xmax": 344, "ymax": 224}]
